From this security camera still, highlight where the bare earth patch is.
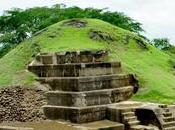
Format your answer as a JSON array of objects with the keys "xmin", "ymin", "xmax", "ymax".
[
  {"xmin": 63, "ymin": 19, "xmax": 87, "ymax": 28},
  {"xmin": 89, "ymin": 29, "xmax": 115, "ymax": 43}
]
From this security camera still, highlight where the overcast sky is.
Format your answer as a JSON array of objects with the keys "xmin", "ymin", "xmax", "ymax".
[{"xmin": 0, "ymin": 0, "xmax": 175, "ymax": 44}]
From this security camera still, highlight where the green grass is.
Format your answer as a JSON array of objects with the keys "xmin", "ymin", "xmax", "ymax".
[{"xmin": 0, "ymin": 18, "xmax": 175, "ymax": 104}]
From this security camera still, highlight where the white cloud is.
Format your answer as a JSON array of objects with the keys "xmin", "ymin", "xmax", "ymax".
[{"xmin": 0, "ymin": 0, "xmax": 175, "ymax": 44}]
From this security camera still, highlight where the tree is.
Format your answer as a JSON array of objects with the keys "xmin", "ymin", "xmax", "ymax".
[
  {"xmin": 0, "ymin": 4, "xmax": 144, "ymax": 58},
  {"xmin": 152, "ymin": 38, "xmax": 172, "ymax": 50}
]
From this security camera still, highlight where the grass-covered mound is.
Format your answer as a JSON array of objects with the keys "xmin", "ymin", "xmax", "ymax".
[{"xmin": 0, "ymin": 19, "xmax": 174, "ymax": 103}]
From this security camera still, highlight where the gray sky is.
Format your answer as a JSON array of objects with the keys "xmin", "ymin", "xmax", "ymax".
[{"xmin": 0, "ymin": 0, "xmax": 175, "ymax": 44}]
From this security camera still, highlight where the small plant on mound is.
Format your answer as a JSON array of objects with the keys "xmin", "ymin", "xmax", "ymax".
[
  {"xmin": 33, "ymin": 28, "xmax": 48, "ymax": 37},
  {"xmin": 169, "ymin": 59, "xmax": 175, "ymax": 69},
  {"xmin": 133, "ymin": 36, "xmax": 148, "ymax": 50},
  {"xmin": 63, "ymin": 19, "xmax": 87, "ymax": 28},
  {"xmin": 123, "ymin": 35, "xmax": 131, "ymax": 44},
  {"xmin": 46, "ymin": 28, "xmax": 62, "ymax": 39},
  {"xmin": 89, "ymin": 29, "xmax": 115, "ymax": 43},
  {"xmin": 30, "ymin": 43, "xmax": 41, "ymax": 58}
]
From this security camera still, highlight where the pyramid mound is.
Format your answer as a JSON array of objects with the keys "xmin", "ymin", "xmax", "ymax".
[
  {"xmin": 0, "ymin": 18, "xmax": 174, "ymax": 103},
  {"xmin": 28, "ymin": 50, "xmax": 139, "ymax": 123}
]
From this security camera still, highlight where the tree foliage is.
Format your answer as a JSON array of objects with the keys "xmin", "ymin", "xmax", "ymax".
[
  {"xmin": 152, "ymin": 38, "xmax": 175, "ymax": 67},
  {"xmin": 152, "ymin": 38, "xmax": 172, "ymax": 50},
  {"xmin": 0, "ymin": 5, "xmax": 143, "ymax": 58}
]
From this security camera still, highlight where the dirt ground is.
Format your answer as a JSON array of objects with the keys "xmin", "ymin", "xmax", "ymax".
[
  {"xmin": 0, "ymin": 86, "xmax": 47, "ymax": 123},
  {"xmin": 1, "ymin": 121, "xmax": 79, "ymax": 130}
]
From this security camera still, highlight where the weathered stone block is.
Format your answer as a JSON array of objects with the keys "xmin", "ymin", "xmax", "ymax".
[
  {"xmin": 46, "ymin": 86, "xmax": 134, "ymax": 107},
  {"xmin": 28, "ymin": 62, "xmax": 121, "ymax": 77},
  {"xmin": 43, "ymin": 105, "xmax": 107, "ymax": 123},
  {"xmin": 35, "ymin": 50, "xmax": 108, "ymax": 64},
  {"xmin": 38, "ymin": 74, "xmax": 137, "ymax": 92}
]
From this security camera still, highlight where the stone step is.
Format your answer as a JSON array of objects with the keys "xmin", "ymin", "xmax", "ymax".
[
  {"xmin": 28, "ymin": 62, "xmax": 121, "ymax": 77},
  {"xmin": 128, "ymin": 120, "xmax": 140, "ymax": 126},
  {"xmin": 35, "ymin": 50, "xmax": 108, "ymax": 64},
  {"xmin": 164, "ymin": 126, "xmax": 175, "ymax": 130},
  {"xmin": 122, "ymin": 112, "xmax": 135, "ymax": 117},
  {"xmin": 130, "ymin": 125, "xmax": 155, "ymax": 130},
  {"xmin": 163, "ymin": 112, "xmax": 173, "ymax": 117},
  {"xmin": 120, "ymin": 108, "xmax": 134, "ymax": 113},
  {"xmin": 159, "ymin": 104, "xmax": 168, "ymax": 108},
  {"xmin": 124, "ymin": 116, "xmax": 137, "ymax": 122},
  {"xmin": 162, "ymin": 121, "xmax": 175, "ymax": 128},
  {"xmin": 38, "ymin": 74, "xmax": 138, "ymax": 91},
  {"xmin": 43, "ymin": 105, "xmax": 107, "ymax": 123},
  {"xmin": 163, "ymin": 117, "xmax": 175, "ymax": 122},
  {"xmin": 162, "ymin": 108, "xmax": 170, "ymax": 113},
  {"xmin": 46, "ymin": 86, "xmax": 134, "ymax": 107}
]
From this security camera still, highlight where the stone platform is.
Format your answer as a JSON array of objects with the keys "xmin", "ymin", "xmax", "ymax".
[
  {"xmin": 28, "ymin": 50, "xmax": 139, "ymax": 124},
  {"xmin": 28, "ymin": 62, "xmax": 122, "ymax": 77},
  {"xmin": 36, "ymin": 50, "xmax": 108, "ymax": 64},
  {"xmin": 38, "ymin": 74, "xmax": 137, "ymax": 91},
  {"xmin": 46, "ymin": 86, "xmax": 134, "ymax": 107},
  {"xmin": 43, "ymin": 105, "xmax": 107, "ymax": 123}
]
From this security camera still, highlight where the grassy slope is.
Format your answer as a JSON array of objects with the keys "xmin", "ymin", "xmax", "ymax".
[{"xmin": 0, "ymin": 19, "xmax": 174, "ymax": 103}]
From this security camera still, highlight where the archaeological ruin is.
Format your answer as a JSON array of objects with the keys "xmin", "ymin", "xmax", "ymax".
[{"xmin": 27, "ymin": 50, "xmax": 175, "ymax": 130}]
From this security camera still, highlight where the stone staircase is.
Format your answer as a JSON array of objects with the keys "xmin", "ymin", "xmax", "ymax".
[
  {"xmin": 158, "ymin": 105, "xmax": 175, "ymax": 130},
  {"xmin": 121, "ymin": 108, "xmax": 155, "ymax": 130},
  {"xmin": 28, "ymin": 50, "xmax": 139, "ymax": 124},
  {"xmin": 107, "ymin": 102, "xmax": 157, "ymax": 130},
  {"xmin": 121, "ymin": 108, "xmax": 140, "ymax": 129}
]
